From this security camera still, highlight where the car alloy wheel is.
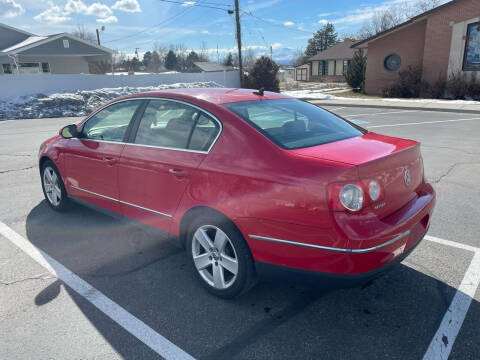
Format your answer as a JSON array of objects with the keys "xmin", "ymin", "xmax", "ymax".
[
  {"xmin": 191, "ymin": 225, "xmax": 239, "ymax": 290},
  {"xmin": 43, "ymin": 166, "xmax": 62, "ymax": 207}
]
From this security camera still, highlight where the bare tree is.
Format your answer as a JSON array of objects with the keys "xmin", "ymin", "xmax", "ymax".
[
  {"xmin": 71, "ymin": 25, "xmax": 97, "ymax": 44},
  {"xmin": 292, "ymin": 48, "xmax": 308, "ymax": 67},
  {"xmin": 356, "ymin": 0, "xmax": 443, "ymax": 40}
]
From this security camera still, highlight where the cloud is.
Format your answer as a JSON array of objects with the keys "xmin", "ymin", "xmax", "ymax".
[
  {"xmin": 283, "ymin": 21, "xmax": 294, "ymax": 26},
  {"xmin": 112, "ymin": 0, "xmax": 141, "ymax": 13},
  {"xmin": 0, "ymin": 0, "xmax": 24, "ymax": 18},
  {"xmin": 200, "ymin": 29, "xmax": 209, "ymax": 34},
  {"xmin": 271, "ymin": 42, "xmax": 282, "ymax": 49},
  {"xmin": 97, "ymin": 15, "xmax": 118, "ymax": 23},
  {"xmin": 182, "ymin": 1, "xmax": 195, "ymax": 6},
  {"xmin": 87, "ymin": 2, "xmax": 113, "ymax": 17},
  {"xmin": 34, "ymin": 3, "xmax": 71, "ymax": 23},
  {"xmin": 247, "ymin": 0, "xmax": 281, "ymax": 12},
  {"xmin": 318, "ymin": 19, "xmax": 328, "ymax": 25},
  {"xmin": 330, "ymin": 0, "xmax": 414, "ymax": 25},
  {"xmin": 64, "ymin": 0, "xmax": 87, "ymax": 13}
]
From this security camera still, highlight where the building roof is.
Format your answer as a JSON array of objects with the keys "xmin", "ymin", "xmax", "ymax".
[
  {"xmin": 193, "ymin": 62, "xmax": 232, "ymax": 72},
  {"xmin": 308, "ymin": 40, "xmax": 357, "ymax": 61},
  {"xmin": 1, "ymin": 36, "xmax": 48, "ymax": 53},
  {"xmin": 352, "ymin": 0, "xmax": 460, "ymax": 48},
  {"xmin": 0, "ymin": 23, "xmax": 114, "ymax": 55}
]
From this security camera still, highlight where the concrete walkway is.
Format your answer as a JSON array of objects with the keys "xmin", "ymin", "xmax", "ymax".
[{"xmin": 307, "ymin": 98, "xmax": 480, "ymax": 114}]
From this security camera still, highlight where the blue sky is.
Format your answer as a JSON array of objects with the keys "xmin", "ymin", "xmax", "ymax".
[{"xmin": 0, "ymin": 0, "xmax": 443, "ymax": 61}]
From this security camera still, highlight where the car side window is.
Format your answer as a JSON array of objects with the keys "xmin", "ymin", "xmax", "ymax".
[
  {"xmin": 189, "ymin": 113, "xmax": 220, "ymax": 151},
  {"xmin": 134, "ymin": 99, "xmax": 199, "ymax": 149},
  {"xmin": 81, "ymin": 100, "xmax": 142, "ymax": 142}
]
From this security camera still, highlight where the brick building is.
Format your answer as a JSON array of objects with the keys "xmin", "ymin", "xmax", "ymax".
[{"xmin": 352, "ymin": 0, "xmax": 480, "ymax": 95}]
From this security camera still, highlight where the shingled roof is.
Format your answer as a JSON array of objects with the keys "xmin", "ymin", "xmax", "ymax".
[{"xmin": 308, "ymin": 40, "xmax": 357, "ymax": 61}]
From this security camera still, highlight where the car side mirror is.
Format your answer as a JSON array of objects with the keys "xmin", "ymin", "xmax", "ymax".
[{"xmin": 60, "ymin": 124, "xmax": 78, "ymax": 139}]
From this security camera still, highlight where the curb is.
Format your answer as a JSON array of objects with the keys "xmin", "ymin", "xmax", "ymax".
[{"xmin": 304, "ymin": 100, "xmax": 480, "ymax": 114}]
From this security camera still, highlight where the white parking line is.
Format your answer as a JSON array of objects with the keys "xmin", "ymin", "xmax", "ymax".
[
  {"xmin": 423, "ymin": 251, "xmax": 480, "ymax": 360},
  {"xmin": 346, "ymin": 110, "xmax": 418, "ymax": 117},
  {"xmin": 425, "ymin": 235, "xmax": 479, "ymax": 253},
  {"xmin": 327, "ymin": 107, "xmax": 346, "ymax": 112},
  {"xmin": 423, "ymin": 235, "xmax": 480, "ymax": 360},
  {"xmin": 0, "ymin": 220, "xmax": 196, "ymax": 360},
  {"xmin": 367, "ymin": 117, "xmax": 480, "ymax": 128}
]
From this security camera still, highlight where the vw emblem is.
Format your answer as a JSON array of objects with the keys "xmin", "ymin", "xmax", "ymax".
[{"xmin": 404, "ymin": 168, "xmax": 411, "ymax": 186}]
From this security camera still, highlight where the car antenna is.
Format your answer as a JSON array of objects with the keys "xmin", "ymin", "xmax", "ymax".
[{"xmin": 253, "ymin": 87, "xmax": 264, "ymax": 96}]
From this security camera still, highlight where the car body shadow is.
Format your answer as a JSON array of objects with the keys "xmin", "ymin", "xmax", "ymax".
[{"xmin": 25, "ymin": 200, "xmax": 478, "ymax": 360}]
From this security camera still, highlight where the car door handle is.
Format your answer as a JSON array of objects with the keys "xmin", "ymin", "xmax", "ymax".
[
  {"xmin": 169, "ymin": 168, "xmax": 189, "ymax": 179},
  {"xmin": 103, "ymin": 157, "xmax": 117, "ymax": 166}
]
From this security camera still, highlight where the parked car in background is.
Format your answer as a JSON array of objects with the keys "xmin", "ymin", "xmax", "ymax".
[{"xmin": 38, "ymin": 88, "xmax": 435, "ymax": 298}]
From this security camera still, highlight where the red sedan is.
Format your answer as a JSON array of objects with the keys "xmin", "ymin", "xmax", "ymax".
[{"xmin": 39, "ymin": 88, "xmax": 435, "ymax": 298}]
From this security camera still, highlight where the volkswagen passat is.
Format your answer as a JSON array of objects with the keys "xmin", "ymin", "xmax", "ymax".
[{"xmin": 39, "ymin": 88, "xmax": 435, "ymax": 298}]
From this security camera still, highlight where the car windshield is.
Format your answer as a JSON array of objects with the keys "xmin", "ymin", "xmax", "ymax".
[{"xmin": 222, "ymin": 99, "xmax": 365, "ymax": 149}]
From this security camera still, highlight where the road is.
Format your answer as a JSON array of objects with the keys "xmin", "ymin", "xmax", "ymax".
[{"xmin": 1, "ymin": 106, "xmax": 479, "ymax": 360}]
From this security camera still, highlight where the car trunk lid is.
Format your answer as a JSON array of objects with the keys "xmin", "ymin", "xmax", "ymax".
[{"xmin": 291, "ymin": 132, "xmax": 423, "ymax": 217}]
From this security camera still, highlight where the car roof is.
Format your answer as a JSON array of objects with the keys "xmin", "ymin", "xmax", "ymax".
[{"xmin": 124, "ymin": 88, "xmax": 291, "ymax": 105}]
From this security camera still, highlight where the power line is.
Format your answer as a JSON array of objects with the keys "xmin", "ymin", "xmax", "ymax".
[
  {"xmin": 241, "ymin": 10, "xmax": 314, "ymax": 34},
  {"xmin": 103, "ymin": 6, "xmax": 194, "ymax": 43},
  {"xmin": 155, "ymin": 0, "xmax": 232, "ymax": 12}
]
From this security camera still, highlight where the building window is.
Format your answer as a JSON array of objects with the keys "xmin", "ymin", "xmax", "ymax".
[
  {"xmin": 63, "ymin": 39, "xmax": 70, "ymax": 48},
  {"xmin": 18, "ymin": 63, "xmax": 42, "ymax": 74},
  {"xmin": 343, "ymin": 60, "xmax": 351, "ymax": 75},
  {"xmin": 384, "ymin": 54, "xmax": 401, "ymax": 72},
  {"xmin": 319, "ymin": 60, "xmax": 327, "ymax": 75},
  {"xmin": 463, "ymin": 21, "xmax": 480, "ymax": 71},
  {"xmin": 2, "ymin": 64, "xmax": 12, "ymax": 74},
  {"xmin": 41, "ymin": 63, "xmax": 50, "ymax": 73}
]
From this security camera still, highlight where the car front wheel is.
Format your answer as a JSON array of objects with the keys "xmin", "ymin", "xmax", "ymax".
[
  {"xmin": 41, "ymin": 160, "xmax": 70, "ymax": 211},
  {"xmin": 187, "ymin": 213, "xmax": 256, "ymax": 298}
]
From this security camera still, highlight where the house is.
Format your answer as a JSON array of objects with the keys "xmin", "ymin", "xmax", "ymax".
[
  {"xmin": 296, "ymin": 40, "xmax": 357, "ymax": 82},
  {"xmin": 352, "ymin": 0, "xmax": 480, "ymax": 95},
  {"xmin": 0, "ymin": 23, "xmax": 113, "ymax": 75},
  {"xmin": 193, "ymin": 62, "xmax": 233, "ymax": 72}
]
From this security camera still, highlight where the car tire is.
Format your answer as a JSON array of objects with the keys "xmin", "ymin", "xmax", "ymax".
[
  {"xmin": 41, "ymin": 160, "xmax": 70, "ymax": 212},
  {"xmin": 187, "ymin": 212, "xmax": 257, "ymax": 299}
]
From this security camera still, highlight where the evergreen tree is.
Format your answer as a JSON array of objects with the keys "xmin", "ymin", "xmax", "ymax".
[
  {"xmin": 305, "ymin": 23, "xmax": 338, "ymax": 57},
  {"xmin": 165, "ymin": 50, "xmax": 178, "ymax": 70},
  {"xmin": 345, "ymin": 50, "xmax": 366, "ymax": 92},
  {"xmin": 142, "ymin": 51, "xmax": 153, "ymax": 67},
  {"xmin": 186, "ymin": 51, "xmax": 200, "ymax": 71},
  {"xmin": 223, "ymin": 52, "xmax": 233, "ymax": 67},
  {"xmin": 246, "ymin": 56, "xmax": 280, "ymax": 92}
]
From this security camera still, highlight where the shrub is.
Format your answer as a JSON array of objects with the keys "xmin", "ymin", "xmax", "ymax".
[
  {"xmin": 444, "ymin": 72, "xmax": 469, "ymax": 99},
  {"xmin": 345, "ymin": 50, "xmax": 366, "ymax": 91},
  {"xmin": 246, "ymin": 56, "xmax": 280, "ymax": 92},
  {"xmin": 382, "ymin": 65, "xmax": 429, "ymax": 98}
]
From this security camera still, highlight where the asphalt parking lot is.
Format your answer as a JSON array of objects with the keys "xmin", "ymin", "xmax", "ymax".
[{"xmin": 1, "ymin": 106, "xmax": 479, "ymax": 360}]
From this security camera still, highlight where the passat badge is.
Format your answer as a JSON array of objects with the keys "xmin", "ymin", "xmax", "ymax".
[{"xmin": 404, "ymin": 168, "xmax": 411, "ymax": 186}]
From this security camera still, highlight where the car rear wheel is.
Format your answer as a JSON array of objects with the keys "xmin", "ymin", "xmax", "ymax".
[
  {"xmin": 41, "ymin": 160, "xmax": 70, "ymax": 212},
  {"xmin": 187, "ymin": 213, "xmax": 257, "ymax": 298}
]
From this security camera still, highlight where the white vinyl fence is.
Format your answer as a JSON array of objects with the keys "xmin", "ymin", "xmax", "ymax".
[{"xmin": 0, "ymin": 71, "xmax": 240, "ymax": 100}]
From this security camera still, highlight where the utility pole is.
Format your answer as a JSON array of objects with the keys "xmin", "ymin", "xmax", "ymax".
[
  {"xmin": 234, "ymin": 0, "xmax": 243, "ymax": 87},
  {"xmin": 270, "ymin": 45, "xmax": 273, "ymax": 59},
  {"xmin": 96, "ymin": 29, "xmax": 101, "ymax": 46}
]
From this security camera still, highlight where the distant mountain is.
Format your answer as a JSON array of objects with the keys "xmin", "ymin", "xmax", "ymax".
[{"xmin": 272, "ymin": 47, "xmax": 296, "ymax": 65}]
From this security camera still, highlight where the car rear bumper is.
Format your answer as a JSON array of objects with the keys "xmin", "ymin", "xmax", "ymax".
[
  {"xmin": 255, "ymin": 225, "xmax": 429, "ymax": 288},
  {"xmin": 237, "ymin": 182, "xmax": 435, "ymax": 275}
]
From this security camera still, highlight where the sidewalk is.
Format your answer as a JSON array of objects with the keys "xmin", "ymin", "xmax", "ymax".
[{"xmin": 306, "ymin": 98, "xmax": 480, "ymax": 114}]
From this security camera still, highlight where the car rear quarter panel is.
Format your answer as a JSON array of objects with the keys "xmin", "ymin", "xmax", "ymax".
[{"xmin": 172, "ymin": 106, "xmax": 359, "ymax": 251}]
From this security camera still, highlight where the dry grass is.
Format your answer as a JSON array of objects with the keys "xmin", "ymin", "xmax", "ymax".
[{"xmin": 324, "ymin": 90, "xmax": 381, "ymax": 99}]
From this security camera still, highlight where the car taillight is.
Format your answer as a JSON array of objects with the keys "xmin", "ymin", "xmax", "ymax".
[{"xmin": 328, "ymin": 179, "xmax": 383, "ymax": 212}]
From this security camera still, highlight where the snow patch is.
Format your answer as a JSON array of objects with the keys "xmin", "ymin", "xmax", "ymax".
[{"xmin": 0, "ymin": 82, "xmax": 221, "ymax": 120}]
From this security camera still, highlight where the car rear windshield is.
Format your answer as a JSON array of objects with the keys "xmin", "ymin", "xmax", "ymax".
[{"xmin": 222, "ymin": 99, "xmax": 365, "ymax": 149}]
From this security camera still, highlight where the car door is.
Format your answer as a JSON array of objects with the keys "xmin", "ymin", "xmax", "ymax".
[
  {"xmin": 118, "ymin": 98, "xmax": 221, "ymax": 232},
  {"xmin": 64, "ymin": 99, "xmax": 144, "ymax": 214}
]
